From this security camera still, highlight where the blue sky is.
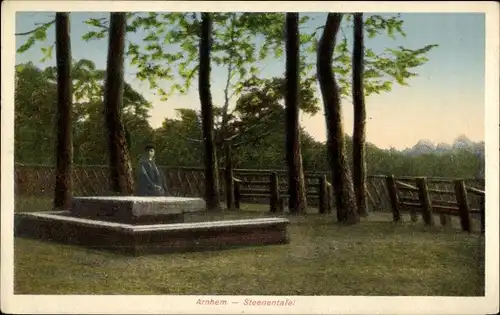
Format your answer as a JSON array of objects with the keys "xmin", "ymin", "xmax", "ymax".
[{"xmin": 15, "ymin": 12, "xmax": 485, "ymax": 149}]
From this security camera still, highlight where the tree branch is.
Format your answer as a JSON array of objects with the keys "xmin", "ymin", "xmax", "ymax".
[
  {"xmin": 94, "ymin": 21, "xmax": 109, "ymax": 30},
  {"xmin": 186, "ymin": 65, "xmax": 199, "ymax": 83},
  {"xmin": 15, "ymin": 19, "xmax": 56, "ymax": 36},
  {"xmin": 340, "ymin": 26, "xmax": 348, "ymax": 42}
]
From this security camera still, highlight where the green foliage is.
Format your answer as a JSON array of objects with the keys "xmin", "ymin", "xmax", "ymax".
[
  {"xmin": 17, "ymin": 13, "xmax": 437, "ymax": 102},
  {"xmin": 364, "ymin": 14, "xmax": 406, "ymax": 39},
  {"xmin": 81, "ymin": 13, "xmax": 193, "ymax": 100},
  {"xmin": 82, "ymin": 30, "xmax": 107, "ymax": 41},
  {"xmin": 336, "ymin": 13, "xmax": 438, "ymax": 97},
  {"xmin": 40, "ymin": 45, "xmax": 54, "ymax": 62},
  {"xmin": 16, "ymin": 13, "xmax": 437, "ymax": 131},
  {"xmin": 236, "ymin": 75, "xmax": 320, "ymax": 115},
  {"xmin": 14, "ymin": 62, "xmax": 57, "ymax": 164},
  {"xmin": 364, "ymin": 44, "xmax": 439, "ymax": 91},
  {"xmin": 16, "ymin": 18, "xmax": 56, "ymax": 60},
  {"xmin": 15, "ymin": 62, "xmax": 154, "ymax": 166},
  {"xmin": 82, "ymin": 13, "xmax": 315, "ymax": 110},
  {"xmin": 155, "ymin": 108, "xmax": 204, "ymax": 167},
  {"xmin": 235, "ymin": 13, "xmax": 438, "ymax": 100}
]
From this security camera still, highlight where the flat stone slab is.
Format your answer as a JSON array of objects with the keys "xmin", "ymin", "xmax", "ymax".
[
  {"xmin": 71, "ymin": 196, "xmax": 206, "ymax": 224},
  {"xmin": 14, "ymin": 211, "xmax": 290, "ymax": 256}
]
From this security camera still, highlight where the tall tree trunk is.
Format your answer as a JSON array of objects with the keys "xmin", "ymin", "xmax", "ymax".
[
  {"xmin": 285, "ymin": 13, "xmax": 308, "ymax": 214},
  {"xmin": 199, "ymin": 13, "xmax": 221, "ymax": 211},
  {"xmin": 317, "ymin": 13, "xmax": 359, "ymax": 224},
  {"xmin": 352, "ymin": 13, "xmax": 368, "ymax": 217},
  {"xmin": 103, "ymin": 12, "xmax": 134, "ymax": 195},
  {"xmin": 54, "ymin": 12, "xmax": 73, "ymax": 210}
]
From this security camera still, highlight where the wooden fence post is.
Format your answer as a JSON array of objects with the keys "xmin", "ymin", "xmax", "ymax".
[
  {"xmin": 454, "ymin": 179, "xmax": 471, "ymax": 232},
  {"xmin": 416, "ymin": 177, "xmax": 434, "ymax": 226},
  {"xmin": 318, "ymin": 175, "xmax": 328, "ymax": 214},
  {"xmin": 270, "ymin": 172, "xmax": 280, "ymax": 213},
  {"xmin": 234, "ymin": 179, "xmax": 241, "ymax": 210},
  {"xmin": 385, "ymin": 175, "xmax": 401, "ymax": 222}
]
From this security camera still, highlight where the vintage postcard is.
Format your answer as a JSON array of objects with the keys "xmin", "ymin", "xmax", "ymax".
[{"xmin": 1, "ymin": 1, "xmax": 499, "ymax": 314}]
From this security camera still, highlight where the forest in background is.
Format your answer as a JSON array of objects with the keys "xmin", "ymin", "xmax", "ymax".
[{"xmin": 15, "ymin": 60, "xmax": 483, "ymax": 179}]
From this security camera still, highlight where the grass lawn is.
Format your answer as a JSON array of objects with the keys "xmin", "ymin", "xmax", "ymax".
[{"xmin": 13, "ymin": 196, "xmax": 485, "ymax": 296}]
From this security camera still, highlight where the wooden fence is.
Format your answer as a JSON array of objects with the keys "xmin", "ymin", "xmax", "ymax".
[
  {"xmin": 14, "ymin": 164, "xmax": 485, "ymax": 221},
  {"xmin": 14, "ymin": 163, "xmax": 391, "ymax": 210},
  {"xmin": 233, "ymin": 172, "xmax": 334, "ymax": 213},
  {"xmin": 386, "ymin": 175, "xmax": 485, "ymax": 233}
]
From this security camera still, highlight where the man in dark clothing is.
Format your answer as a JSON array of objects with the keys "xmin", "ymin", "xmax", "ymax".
[{"xmin": 136, "ymin": 145, "xmax": 168, "ymax": 196}]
